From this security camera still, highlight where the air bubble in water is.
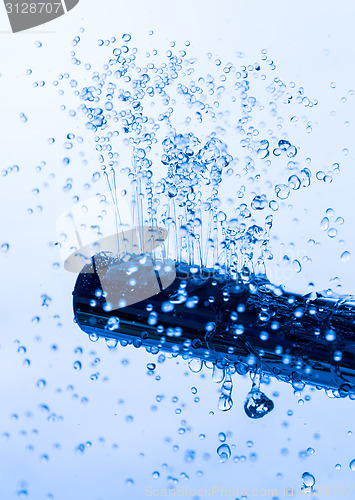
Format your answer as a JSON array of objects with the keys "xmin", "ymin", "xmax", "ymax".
[{"xmin": 350, "ymin": 459, "xmax": 355, "ymax": 471}]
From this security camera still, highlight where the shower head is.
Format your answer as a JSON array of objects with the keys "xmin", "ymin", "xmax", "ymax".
[{"xmin": 73, "ymin": 253, "xmax": 355, "ymax": 403}]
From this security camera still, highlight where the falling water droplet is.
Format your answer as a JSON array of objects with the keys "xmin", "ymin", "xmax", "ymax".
[
  {"xmin": 217, "ymin": 443, "xmax": 231, "ymax": 462},
  {"xmin": 341, "ymin": 251, "xmax": 351, "ymax": 262},
  {"xmin": 292, "ymin": 259, "xmax": 302, "ymax": 273},
  {"xmin": 37, "ymin": 379, "xmax": 46, "ymax": 389},
  {"xmin": 1, "ymin": 243, "xmax": 9, "ymax": 253},
  {"xmin": 302, "ymin": 472, "xmax": 315, "ymax": 488},
  {"xmin": 320, "ymin": 217, "xmax": 329, "ymax": 231},
  {"xmin": 188, "ymin": 358, "xmax": 203, "ymax": 373},
  {"xmin": 244, "ymin": 389, "xmax": 274, "ymax": 419},
  {"xmin": 275, "ymin": 184, "xmax": 290, "ymax": 200}
]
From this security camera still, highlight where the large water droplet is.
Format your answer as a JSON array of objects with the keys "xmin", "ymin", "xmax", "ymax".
[{"xmin": 244, "ymin": 389, "xmax": 274, "ymax": 419}]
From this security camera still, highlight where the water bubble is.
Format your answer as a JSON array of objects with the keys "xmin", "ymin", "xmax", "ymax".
[
  {"xmin": 349, "ymin": 459, "xmax": 355, "ymax": 471},
  {"xmin": 147, "ymin": 363, "xmax": 156, "ymax": 371},
  {"xmin": 1, "ymin": 243, "xmax": 9, "ymax": 253},
  {"xmin": 73, "ymin": 361, "xmax": 82, "ymax": 370}
]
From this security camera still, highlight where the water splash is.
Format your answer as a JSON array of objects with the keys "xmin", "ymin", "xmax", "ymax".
[{"xmin": 52, "ymin": 33, "xmax": 355, "ymax": 420}]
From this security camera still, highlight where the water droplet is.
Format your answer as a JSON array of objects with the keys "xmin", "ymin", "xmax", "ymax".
[
  {"xmin": 350, "ymin": 459, "xmax": 355, "ymax": 471},
  {"xmin": 106, "ymin": 316, "xmax": 120, "ymax": 331},
  {"xmin": 161, "ymin": 301, "xmax": 174, "ymax": 312},
  {"xmin": 302, "ymin": 472, "xmax": 315, "ymax": 488},
  {"xmin": 293, "ymin": 259, "xmax": 302, "ymax": 273},
  {"xmin": 244, "ymin": 389, "xmax": 274, "ymax": 419},
  {"xmin": 37, "ymin": 379, "xmax": 46, "ymax": 389},
  {"xmin": 288, "ymin": 175, "xmax": 301, "ymax": 190},
  {"xmin": 320, "ymin": 217, "xmax": 329, "ymax": 231},
  {"xmin": 275, "ymin": 184, "xmax": 290, "ymax": 200},
  {"xmin": 341, "ymin": 251, "xmax": 351, "ymax": 262},
  {"xmin": 217, "ymin": 443, "xmax": 231, "ymax": 462},
  {"xmin": 148, "ymin": 311, "xmax": 158, "ymax": 326},
  {"xmin": 188, "ymin": 358, "xmax": 203, "ymax": 373}
]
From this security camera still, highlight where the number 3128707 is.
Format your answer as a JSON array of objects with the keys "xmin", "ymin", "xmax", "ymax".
[{"xmin": 5, "ymin": 3, "xmax": 62, "ymax": 14}]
